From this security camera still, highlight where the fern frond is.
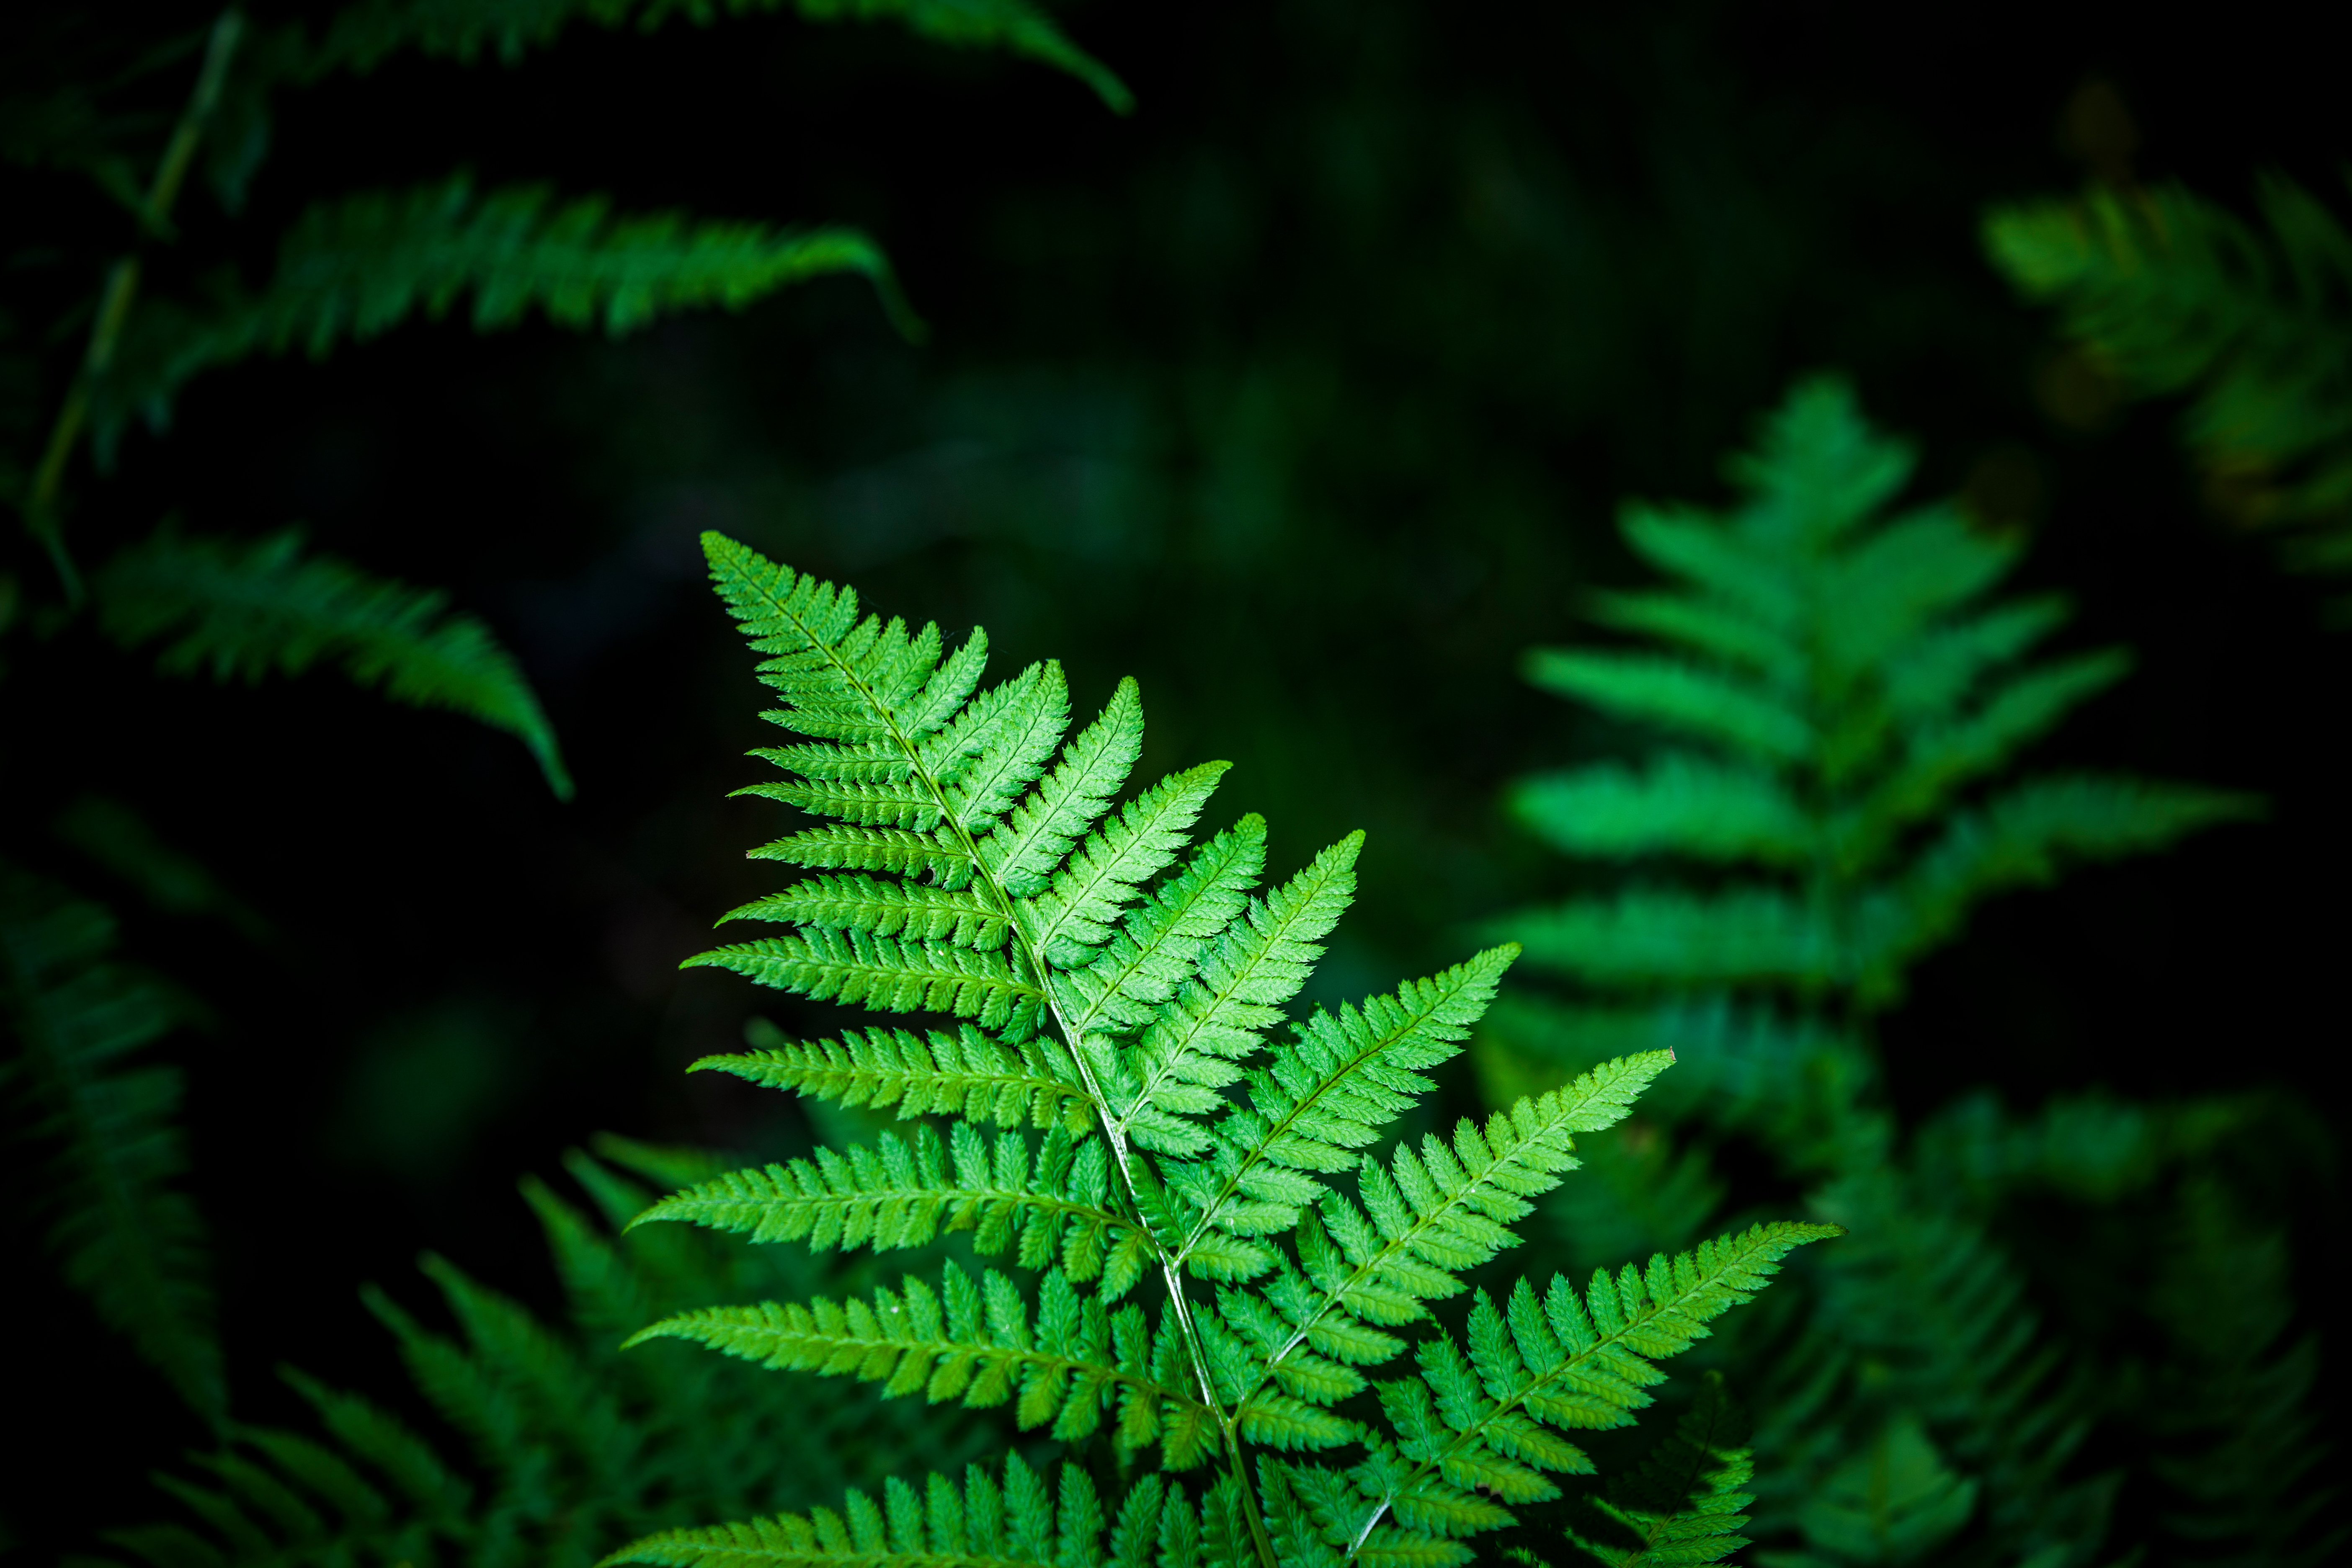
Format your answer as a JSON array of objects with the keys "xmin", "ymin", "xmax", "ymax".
[
  {"xmin": 603, "ymin": 1456, "xmax": 1188, "ymax": 1567},
  {"xmin": 1551, "ymin": 1372, "xmax": 1755, "ymax": 1568},
  {"xmin": 93, "ymin": 524, "xmax": 571, "ymax": 797},
  {"xmin": 643, "ymin": 535, "xmax": 1805, "ymax": 1564},
  {"xmin": 697, "ymin": 1019, "xmax": 1089, "ymax": 1132},
  {"xmin": 1500, "ymin": 376, "xmax": 2251, "ymax": 1023},
  {"xmin": 298, "ymin": 0, "xmax": 1134, "ymax": 114},
  {"xmin": 0, "ymin": 864, "xmax": 220, "ymax": 1425},
  {"xmin": 93, "ymin": 173, "xmax": 911, "ymax": 454},
  {"xmin": 630, "ymin": 1121, "xmax": 1150, "ymax": 1295},
  {"xmin": 630, "ymin": 1263, "xmax": 1222, "ymax": 1467}
]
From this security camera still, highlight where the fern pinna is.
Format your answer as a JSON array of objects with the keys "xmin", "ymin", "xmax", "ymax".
[
  {"xmin": 1480, "ymin": 379, "xmax": 2297, "ymax": 1568},
  {"xmin": 598, "ymin": 534, "xmax": 1835, "ymax": 1568}
]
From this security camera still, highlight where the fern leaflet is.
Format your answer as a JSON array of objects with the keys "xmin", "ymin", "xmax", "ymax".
[
  {"xmin": 91, "ymin": 174, "xmax": 915, "ymax": 456},
  {"xmin": 93, "ymin": 524, "xmax": 572, "ymax": 798}
]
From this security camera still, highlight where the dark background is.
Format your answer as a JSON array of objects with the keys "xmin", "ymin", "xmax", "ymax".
[{"xmin": 5, "ymin": 0, "xmax": 2345, "ymax": 1553}]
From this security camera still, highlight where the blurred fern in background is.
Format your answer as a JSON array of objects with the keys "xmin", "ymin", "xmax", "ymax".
[
  {"xmin": 1480, "ymin": 378, "xmax": 2332, "ymax": 1568},
  {"xmin": 1986, "ymin": 174, "xmax": 2352, "ymax": 619},
  {"xmin": 104, "ymin": 1135, "xmax": 988, "ymax": 1568}
]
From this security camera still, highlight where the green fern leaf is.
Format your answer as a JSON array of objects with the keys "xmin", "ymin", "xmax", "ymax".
[
  {"xmin": 0, "ymin": 864, "xmax": 220, "ymax": 1425},
  {"xmin": 93, "ymin": 525, "xmax": 571, "ymax": 798},
  {"xmin": 1524, "ymin": 650, "xmax": 1813, "ymax": 765},
  {"xmin": 729, "ymin": 875, "xmax": 1011, "ymax": 946},
  {"xmin": 1375, "ymin": 1223, "xmax": 1833, "ymax": 1520},
  {"xmin": 1057, "ymin": 815, "xmax": 1269, "ymax": 1037},
  {"xmin": 1509, "ymin": 755, "xmax": 1811, "ymax": 867},
  {"xmin": 298, "ymin": 0, "xmax": 1134, "ymax": 113},
  {"xmin": 629, "ymin": 1263, "xmax": 1217, "ymax": 1466},
  {"xmin": 603, "ymin": 1455, "xmax": 1183, "ymax": 1567},
  {"xmin": 624, "ymin": 535, "xmax": 1812, "ymax": 1565},
  {"xmin": 1171, "ymin": 946, "xmax": 1521, "ymax": 1248},
  {"xmin": 93, "ymin": 173, "xmax": 913, "ymax": 455},
  {"xmin": 1551, "ymin": 1372, "xmax": 1755, "ymax": 1567},
  {"xmin": 1113, "ymin": 833, "xmax": 1364, "ymax": 1155},
  {"xmin": 1242, "ymin": 1052, "xmax": 1675, "ymax": 1412},
  {"xmin": 631, "ymin": 1121, "xmax": 1148, "ymax": 1292},
  {"xmin": 686, "ymin": 925, "xmax": 1048, "ymax": 1038},
  {"xmin": 696, "ymin": 1018, "xmax": 1088, "ymax": 1131}
]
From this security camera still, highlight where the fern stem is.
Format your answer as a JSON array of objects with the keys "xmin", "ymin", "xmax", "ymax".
[
  {"xmin": 21, "ymin": 8, "xmax": 243, "ymax": 602},
  {"xmin": 735, "ymin": 574, "xmax": 1282, "ymax": 1568}
]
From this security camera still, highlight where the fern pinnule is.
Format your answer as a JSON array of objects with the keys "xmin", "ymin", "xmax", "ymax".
[{"xmin": 608, "ymin": 534, "xmax": 1824, "ymax": 1568}]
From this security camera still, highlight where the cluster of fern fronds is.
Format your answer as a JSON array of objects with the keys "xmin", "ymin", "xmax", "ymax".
[{"xmin": 1480, "ymin": 377, "xmax": 2336, "ymax": 1568}]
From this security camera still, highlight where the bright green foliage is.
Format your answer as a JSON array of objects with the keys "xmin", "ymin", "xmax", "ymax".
[
  {"xmin": 1484, "ymin": 378, "xmax": 2286, "ymax": 1568},
  {"xmin": 616, "ymin": 1457, "xmax": 1216, "ymax": 1568},
  {"xmin": 103, "ymin": 1139, "xmax": 987, "ymax": 1568},
  {"xmin": 93, "ymin": 524, "xmax": 572, "ymax": 797},
  {"xmin": 1498, "ymin": 375, "xmax": 2254, "ymax": 1010},
  {"xmin": 603, "ymin": 534, "xmax": 1831, "ymax": 1568},
  {"xmin": 91, "ymin": 174, "xmax": 913, "ymax": 456},
  {"xmin": 0, "ymin": 864, "xmax": 218, "ymax": 1426},
  {"xmin": 1984, "ymin": 176, "xmax": 2352, "ymax": 612},
  {"xmin": 1519, "ymin": 1372, "xmax": 1756, "ymax": 1568}
]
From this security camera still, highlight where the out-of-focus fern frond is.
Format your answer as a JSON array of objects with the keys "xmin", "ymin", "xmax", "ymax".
[
  {"xmin": 89, "ymin": 174, "xmax": 916, "ymax": 457},
  {"xmin": 0, "ymin": 864, "xmax": 219, "ymax": 1426},
  {"xmin": 1498, "ymin": 376, "xmax": 2254, "ymax": 1014},
  {"xmin": 2147, "ymin": 1178, "xmax": 2344, "ymax": 1568},
  {"xmin": 94, "ymin": 524, "xmax": 572, "ymax": 799},
  {"xmin": 1531, "ymin": 1372, "xmax": 1755, "ymax": 1568},
  {"xmin": 1985, "ymin": 176, "xmax": 2352, "ymax": 613},
  {"xmin": 291, "ymin": 0, "xmax": 1132, "ymax": 113}
]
